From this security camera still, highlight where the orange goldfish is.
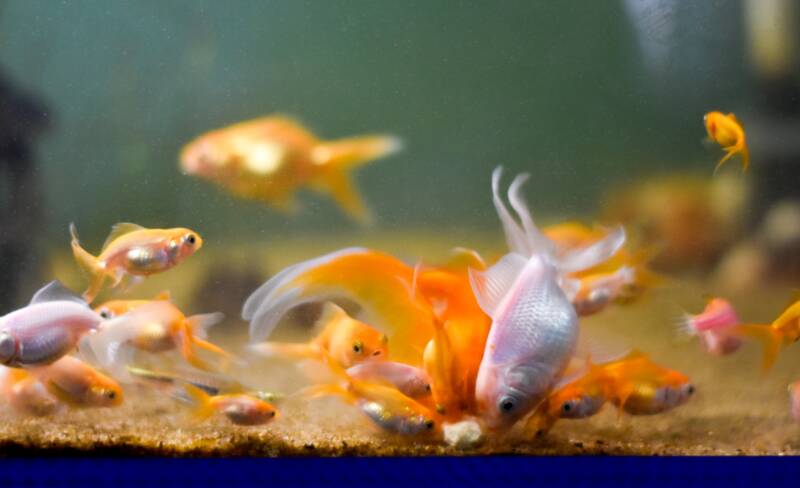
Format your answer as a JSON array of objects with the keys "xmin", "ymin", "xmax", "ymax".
[
  {"xmin": 0, "ymin": 367, "xmax": 62, "ymax": 416},
  {"xmin": 82, "ymin": 300, "xmax": 232, "ymax": 379},
  {"xmin": 31, "ymin": 356, "xmax": 123, "ymax": 408},
  {"xmin": 183, "ymin": 384, "xmax": 278, "ymax": 426},
  {"xmin": 249, "ymin": 302, "xmax": 388, "ymax": 368},
  {"xmin": 180, "ymin": 115, "xmax": 401, "ymax": 223},
  {"xmin": 243, "ymin": 248, "xmax": 434, "ymax": 365},
  {"xmin": 600, "ymin": 351, "xmax": 694, "ymax": 415},
  {"xmin": 732, "ymin": 297, "xmax": 800, "ymax": 372},
  {"xmin": 94, "ymin": 291, "xmax": 171, "ymax": 319},
  {"xmin": 70, "ymin": 223, "xmax": 202, "ymax": 302},
  {"xmin": 300, "ymin": 351, "xmax": 439, "ymax": 436},
  {"xmin": 704, "ymin": 111, "xmax": 750, "ymax": 173}
]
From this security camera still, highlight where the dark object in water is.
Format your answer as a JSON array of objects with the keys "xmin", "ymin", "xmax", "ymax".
[{"xmin": 0, "ymin": 67, "xmax": 51, "ymax": 312}]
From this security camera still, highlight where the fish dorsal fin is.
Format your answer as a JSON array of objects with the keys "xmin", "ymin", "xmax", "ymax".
[
  {"xmin": 468, "ymin": 252, "xmax": 528, "ymax": 317},
  {"xmin": 727, "ymin": 113, "xmax": 740, "ymax": 124},
  {"xmin": 557, "ymin": 225, "xmax": 626, "ymax": 274},
  {"xmin": 30, "ymin": 281, "xmax": 86, "ymax": 306},
  {"xmin": 445, "ymin": 247, "xmax": 486, "ymax": 272},
  {"xmin": 314, "ymin": 302, "xmax": 347, "ymax": 330},
  {"xmin": 102, "ymin": 222, "xmax": 145, "ymax": 251}
]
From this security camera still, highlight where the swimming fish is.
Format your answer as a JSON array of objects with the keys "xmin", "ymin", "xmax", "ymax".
[
  {"xmin": 704, "ymin": 111, "xmax": 750, "ymax": 173},
  {"xmin": 0, "ymin": 368, "xmax": 62, "ymax": 417},
  {"xmin": 299, "ymin": 351, "xmax": 438, "ymax": 436},
  {"xmin": 249, "ymin": 302, "xmax": 388, "ymax": 368},
  {"xmin": 94, "ymin": 291, "xmax": 171, "ymax": 319},
  {"xmin": 183, "ymin": 384, "xmax": 278, "ymax": 426},
  {"xmin": 345, "ymin": 361, "xmax": 432, "ymax": 401},
  {"xmin": 601, "ymin": 351, "xmax": 694, "ymax": 416},
  {"xmin": 180, "ymin": 115, "xmax": 402, "ymax": 223},
  {"xmin": 728, "ymin": 296, "xmax": 800, "ymax": 372},
  {"xmin": 81, "ymin": 300, "xmax": 230, "ymax": 380},
  {"xmin": 789, "ymin": 381, "xmax": 800, "ymax": 422},
  {"xmin": 0, "ymin": 281, "xmax": 102, "ymax": 367},
  {"xmin": 31, "ymin": 355, "xmax": 123, "ymax": 408},
  {"xmin": 679, "ymin": 298, "xmax": 744, "ymax": 356},
  {"xmin": 570, "ymin": 266, "xmax": 637, "ymax": 317},
  {"xmin": 243, "ymin": 247, "xmax": 434, "ymax": 364},
  {"xmin": 70, "ymin": 223, "xmax": 202, "ymax": 302}
]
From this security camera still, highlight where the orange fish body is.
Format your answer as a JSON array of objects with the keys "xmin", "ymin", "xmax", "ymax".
[
  {"xmin": 185, "ymin": 385, "xmax": 278, "ymax": 426},
  {"xmin": 31, "ymin": 356, "xmax": 123, "ymax": 408},
  {"xmin": 94, "ymin": 291, "xmax": 171, "ymax": 319},
  {"xmin": 302, "ymin": 351, "xmax": 438, "ymax": 436},
  {"xmin": 0, "ymin": 368, "xmax": 62, "ymax": 416},
  {"xmin": 180, "ymin": 115, "xmax": 401, "ymax": 223},
  {"xmin": 704, "ymin": 111, "xmax": 750, "ymax": 172},
  {"xmin": 250, "ymin": 302, "xmax": 389, "ymax": 368},
  {"xmin": 244, "ymin": 248, "xmax": 434, "ymax": 365},
  {"xmin": 600, "ymin": 351, "xmax": 694, "ymax": 415},
  {"xmin": 70, "ymin": 223, "xmax": 201, "ymax": 302},
  {"xmin": 733, "ymin": 299, "xmax": 800, "ymax": 372}
]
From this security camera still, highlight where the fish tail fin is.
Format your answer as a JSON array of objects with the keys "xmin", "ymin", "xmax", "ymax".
[
  {"xmin": 183, "ymin": 384, "xmax": 215, "ymax": 421},
  {"xmin": 740, "ymin": 142, "xmax": 750, "ymax": 172},
  {"xmin": 713, "ymin": 148, "xmax": 738, "ymax": 175},
  {"xmin": 69, "ymin": 223, "xmax": 106, "ymax": 303},
  {"xmin": 313, "ymin": 136, "xmax": 401, "ymax": 224},
  {"xmin": 733, "ymin": 324, "xmax": 782, "ymax": 373},
  {"xmin": 248, "ymin": 342, "xmax": 322, "ymax": 361}
]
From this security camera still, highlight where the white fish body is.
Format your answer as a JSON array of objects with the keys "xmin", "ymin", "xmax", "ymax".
[{"xmin": 471, "ymin": 252, "xmax": 578, "ymax": 428}]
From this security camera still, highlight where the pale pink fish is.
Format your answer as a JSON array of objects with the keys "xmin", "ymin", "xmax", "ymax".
[
  {"xmin": 470, "ymin": 168, "xmax": 623, "ymax": 429},
  {"xmin": 0, "ymin": 281, "xmax": 102, "ymax": 367},
  {"xmin": 679, "ymin": 298, "xmax": 743, "ymax": 356},
  {"xmin": 789, "ymin": 381, "xmax": 800, "ymax": 422},
  {"xmin": 0, "ymin": 367, "xmax": 62, "ymax": 417},
  {"xmin": 346, "ymin": 361, "xmax": 432, "ymax": 400}
]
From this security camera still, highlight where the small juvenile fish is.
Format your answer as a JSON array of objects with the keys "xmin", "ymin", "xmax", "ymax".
[
  {"xmin": 704, "ymin": 111, "xmax": 750, "ymax": 173},
  {"xmin": 249, "ymin": 302, "xmax": 388, "ymax": 368},
  {"xmin": 570, "ymin": 267, "xmax": 637, "ymax": 317},
  {"xmin": 0, "ymin": 281, "xmax": 102, "ymax": 367},
  {"xmin": 602, "ymin": 351, "xmax": 694, "ymax": 416},
  {"xmin": 183, "ymin": 384, "xmax": 278, "ymax": 426},
  {"xmin": 679, "ymin": 298, "xmax": 743, "ymax": 356},
  {"xmin": 789, "ymin": 381, "xmax": 800, "ymax": 422},
  {"xmin": 94, "ymin": 291, "xmax": 171, "ymax": 319},
  {"xmin": 70, "ymin": 222, "xmax": 202, "ymax": 302},
  {"xmin": 82, "ymin": 300, "xmax": 231, "ymax": 380},
  {"xmin": 300, "ymin": 351, "xmax": 438, "ymax": 436},
  {"xmin": 31, "ymin": 356, "xmax": 123, "ymax": 408},
  {"xmin": 180, "ymin": 115, "xmax": 402, "ymax": 223},
  {"xmin": 0, "ymin": 368, "xmax": 62, "ymax": 417},
  {"xmin": 346, "ymin": 361, "xmax": 432, "ymax": 401}
]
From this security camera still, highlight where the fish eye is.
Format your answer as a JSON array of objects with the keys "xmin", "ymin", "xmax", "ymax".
[
  {"xmin": 561, "ymin": 401, "xmax": 573, "ymax": 413},
  {"xmin": 498, "ymin": 396, "xmax": 516, "ymax": 414},
  {"xmin": 106, "ymin": 390, "xmax": 116, "ymax": 400},
  {"xmin": 0, "ymin": 333, "xmax": 15, "ymax": 362},
  {"xmin": 269, "ymin": 410, "xmax": 276, "ymax": 418},
  {"xmin": 352, "ymin": 341, "xmax": 363, "ymax": 354},
  {"xmin": 685, "ymin": 384, "xmax": 695, "ymax": 396},
  {"xmin": 99, "ymin": 308, "xmax": 112, "ymax": 319},
  {"xmin": 186, "ymin": 234, "xmax": 196, "ymax": 245},
  {"xmin": 424, "ymin": 419, "xmax": 435, "ymax": 430},
  {"xmin": 424, "ymin": 384, "xmax": 432, "ymax": 392}
]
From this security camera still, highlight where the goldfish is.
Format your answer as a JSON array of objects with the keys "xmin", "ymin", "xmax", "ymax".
[
  {"xmin": 704, "ymin": 111, "xmax": 750, "ymax": 173},
  {"xmin": 183, "ymin": 384, "xmax": 278, "ymax": 426},
  {"xmin": 180, "ymin": 115, "xmax": 402, "ymax": 223},
  {"xmin": 0, "ymin": 281, "xmax": 102, "ymax": 367},
  {"xmin": 0, "ymin": 368, "xmax": 62, "ymax": 417},
  {"xmin": 31, "ymin": 356, "xmax": 123, "ymax": 408},
  {"xmin": 345, "ymin": 361, "xmax": 432, "ymax": 401},
  {"xmin": 570, "ymin": 266, "xmax": 637, "ymax": 317},
  {"xmin": 94, "ymin": 291, "xmax": 171, "ymax": 319},
  {"xmin": 243, "ymin": 247, "xmax": 434, "ymax": 364},
  {"xmin": 300, "ymin": 351, "xmax": 438, "ymax": 436},
  {"xmin": 70, "ymin": 222, "xmax": 202, "ymax": 302},
  {"xmin": 601, "ymin": 351, "xmax": 694, "ymax": 415},
  {"xmin": 789, "ymin": 381, "xmax": 800, "ymax": 422},
  {"xmin": 81, "ymin": 300, "xmax": 231, "ymax": 380},
  {"xmin": 730, "ymin": 296, "xmax": 800, "ymax": 372},
  {"xmin": 249, "ymin": 302, "xmax": 388, "ymax": 368},
  {"xmin": 679, "ymin": 298, "xmax": 744, "ymax": 356}
]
